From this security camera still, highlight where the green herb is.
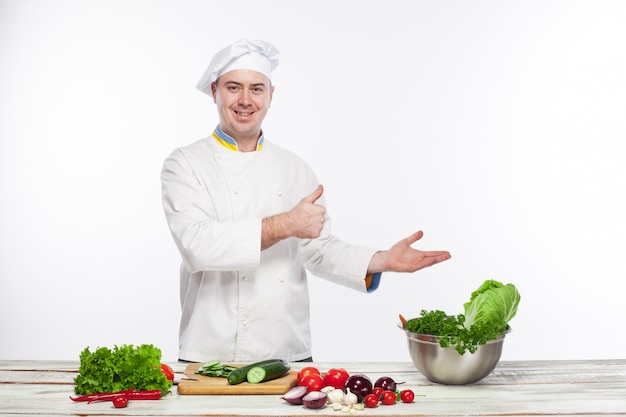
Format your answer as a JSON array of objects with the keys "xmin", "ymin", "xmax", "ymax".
[
  {"xmin": 73, "ymin": 344, "xmax": 172, "ymax": 396},
  {"xmin": 405, "ymin": 280, "xmax": 521, "ymax": 355}
]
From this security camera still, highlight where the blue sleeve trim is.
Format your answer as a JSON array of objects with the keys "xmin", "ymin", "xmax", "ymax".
[{"xmin": 367, "ymin": 272, "xmax": 382, "ymax": 293}]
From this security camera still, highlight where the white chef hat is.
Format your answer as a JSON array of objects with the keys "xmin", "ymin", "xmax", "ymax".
[{"xmin": 196, "ymin": 39, "xmax": 280, "ymax": 95}]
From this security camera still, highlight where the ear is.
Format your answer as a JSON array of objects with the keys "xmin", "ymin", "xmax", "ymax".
[
  {"xmin": 268, "ymin": 85, "xmax": 275, "ymax": 106},
  {"xmin": 211, "ymin": 82, "xmax": 217, "ymax": 102}
]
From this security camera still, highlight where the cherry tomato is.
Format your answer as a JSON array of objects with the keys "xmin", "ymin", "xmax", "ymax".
[
  {"xmin": 371, "ymin": 386, "xmax": 385, "ymax": 398},
  {"xmin": 323, "ymin": 368, "xmax": 350, "ymax": 390},
  {"xmin": 381, "ymin": 390, "xmax": 396, "ymax": 405},
  {"xmin": 400, "ymin": 389, "xmax": 415, "ymax": 403},
  {"xmin": 298, "ymin": 374, "xmax": 325, "ymax": 392},
  {"xmin": 160, "ymin": 363, "xmax": 175, "ymax": 381},
  {"xmin": 364, "ymin": 393, "xmax": 379, "ymax": 408},
  {"xmin": 113, "ymin": 395, "xmax": 128, "ymax": 408},
  {"xmin": 297, "ymin": 366, "xmax": 320, "ymax": 383}
]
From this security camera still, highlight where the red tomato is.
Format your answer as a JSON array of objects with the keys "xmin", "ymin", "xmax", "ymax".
[
  {"xmin": 298, "ymin": 374, "xmax": 325, "ymax": 392},
  {"xmin": 400, "ymin": 389, "xmax": 415, "ymax": 403},
  {"xmin": 161, "ymin": 363, "xmax": 175, "ymax": 381},
  {"xmin": 297, "ymin": 366, "xmax": 320, "ymax": 383},
  {"xmin": 364, "ymin": 393, "xmax": 379, "ymax": 408},
  {"xmin": 381, "ymin": 390, "xmax": 396, "ymax": 405},
  {"xmin": 371, "ymin": 386, "xmax": 385, "ymax": 398},
  {"xmin": 113, "ymin": 396, "xmax": 128, "ymax": 408},
  {"xmin": 323, "ymin": 368, "xmax": 349, "ymax": 389}
]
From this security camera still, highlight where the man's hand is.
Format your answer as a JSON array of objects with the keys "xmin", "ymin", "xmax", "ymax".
[
  {"xmin": 368, "ymin": 231, "xmax": 451, "ymax": 273},
  {"xmin": 261, "ymin": 185, "xmax": 326, "ymax": 249},
  {"xmin": 287, "ymin": 184, "xmax": 326, "ymax": 239}
]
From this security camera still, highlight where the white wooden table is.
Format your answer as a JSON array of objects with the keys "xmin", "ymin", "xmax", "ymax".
[{"xmin": 1, "ymin": 359, "xmax": 625, "ymax": 416}]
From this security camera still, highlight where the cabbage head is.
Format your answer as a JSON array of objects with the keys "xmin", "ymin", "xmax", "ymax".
[{"xmin": 463, "ymin": 279, "xmax": 521, "ymax": 333}]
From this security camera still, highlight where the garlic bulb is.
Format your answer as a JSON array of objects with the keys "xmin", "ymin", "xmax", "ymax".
[
  {"xmin": 326, "ymin": 387, "xmax": 344, "ymax": 404},
  {"xmin": 343, "ymin": 388, "xmax": 358, "ymax": 405}
]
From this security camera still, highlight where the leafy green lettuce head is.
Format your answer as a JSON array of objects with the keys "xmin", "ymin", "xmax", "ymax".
[
  {"xmin": 463, "ymin": 279, "xmax": 521, "ymax": 333},
  {"xmin": 74, "ymin": 344, "xmax": 172, "ymax": 395}
]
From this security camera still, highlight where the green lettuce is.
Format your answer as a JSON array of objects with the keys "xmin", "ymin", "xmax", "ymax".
[
  {"xmin": 463, "ymin": 279, "xmax": 521, "ymax": 332},
  {"xmin": 74, "ymin": 344, "xmax": 172, "ymax": 395}
]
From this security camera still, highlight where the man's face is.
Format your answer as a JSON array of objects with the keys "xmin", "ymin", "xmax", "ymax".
[{"xmin": 212, "ymin": 69, "xmax": 274, "ymax": 145}]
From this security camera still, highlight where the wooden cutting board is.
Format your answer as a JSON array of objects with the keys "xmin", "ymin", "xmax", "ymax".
[{"xmin": 177, "ymin": 363, "xmax": 298, "ymax": 395}]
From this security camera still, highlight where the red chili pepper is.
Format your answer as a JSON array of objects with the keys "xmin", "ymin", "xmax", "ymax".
[
  {"xmin": 70, "ymin": 389, "xmax": 135, "ymax": 402},
  {"xmin": 123, "ymin": 390, "xmax": 162, "ymax": 400},
  {"xmin": 70, "ymin": 389, "xmax": 162, "ymax": 403}
]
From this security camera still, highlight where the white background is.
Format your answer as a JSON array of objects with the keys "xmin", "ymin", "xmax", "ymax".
[{"xmin": 1, "ymin": 0, "xmax": 625, "ymax": 363}]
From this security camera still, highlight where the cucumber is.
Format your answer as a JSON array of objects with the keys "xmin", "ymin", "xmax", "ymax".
[
  {"xmin": 227, "ymin": 359, "xmax": 287, "ymax": 385},
  {"xmin": 246, "ymin": 360, "xmax": 290, "ymax": 384}
]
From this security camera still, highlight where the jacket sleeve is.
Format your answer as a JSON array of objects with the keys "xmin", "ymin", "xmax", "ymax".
[
  {"xmin": 160, "ymin": 148, "xmax": 261, "ymax": 272},
  {"xmin": 298, "ymin": 215, "xmax": 380, "ymax": 293}
]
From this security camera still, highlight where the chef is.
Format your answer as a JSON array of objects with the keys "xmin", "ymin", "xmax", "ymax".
[{"xmin": 161, "ymin": 38, "xmax": 451, "ymax": 363}]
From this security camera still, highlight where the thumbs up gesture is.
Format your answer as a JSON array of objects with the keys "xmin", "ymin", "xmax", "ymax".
[
  {"xmin": 261, "ymin": 185, "xmax": 327, "ymax": 250},
  {"xmin": 288, "ymin": 184, "xmax": 326, "ymax": 239}
]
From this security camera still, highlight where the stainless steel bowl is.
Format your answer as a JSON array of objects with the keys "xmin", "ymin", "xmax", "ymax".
[{"xmin": 400, "ymin": 326, "xmax": 509, "ymax": 385}]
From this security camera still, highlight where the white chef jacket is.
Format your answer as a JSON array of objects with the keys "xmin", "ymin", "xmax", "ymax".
[{"xmin": 161, "ymin": 127, "xmax": 381, "ymax": 362}]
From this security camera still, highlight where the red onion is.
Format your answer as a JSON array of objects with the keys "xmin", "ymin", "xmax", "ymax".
[
  {"xmin": 281, "ymin": 386, "xmax": 308, "ymax": 405},
  {"xmin": 302, "ymin": 391, "xmax": 327, "ymax": 409}
]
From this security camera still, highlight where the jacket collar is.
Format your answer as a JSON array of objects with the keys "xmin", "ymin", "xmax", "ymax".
[{"xmin": 212, "ymin": 125, "xmax": 265, "ymax": 152}]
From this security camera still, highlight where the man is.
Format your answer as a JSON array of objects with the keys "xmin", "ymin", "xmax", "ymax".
[{"xmin": 161, "ymin": 39, "xmax": 451, "ymax": 363}]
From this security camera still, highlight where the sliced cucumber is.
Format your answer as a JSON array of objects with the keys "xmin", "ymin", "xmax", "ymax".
[
  {"xmin": 227, "ymin": 359, "xmax": 287, "ymax": 385},
  {"xmin": 246, "ymin": 366, "xmax": 267, "ymax": 384},
  {"xmin": 246, "ymin": 360, "xmax": 290, "ymax": 384}
]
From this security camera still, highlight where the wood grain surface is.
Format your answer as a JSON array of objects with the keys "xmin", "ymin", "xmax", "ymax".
[{"xmin": 2, "ymin": 360, "xmax": 625, "ymax": 416}]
